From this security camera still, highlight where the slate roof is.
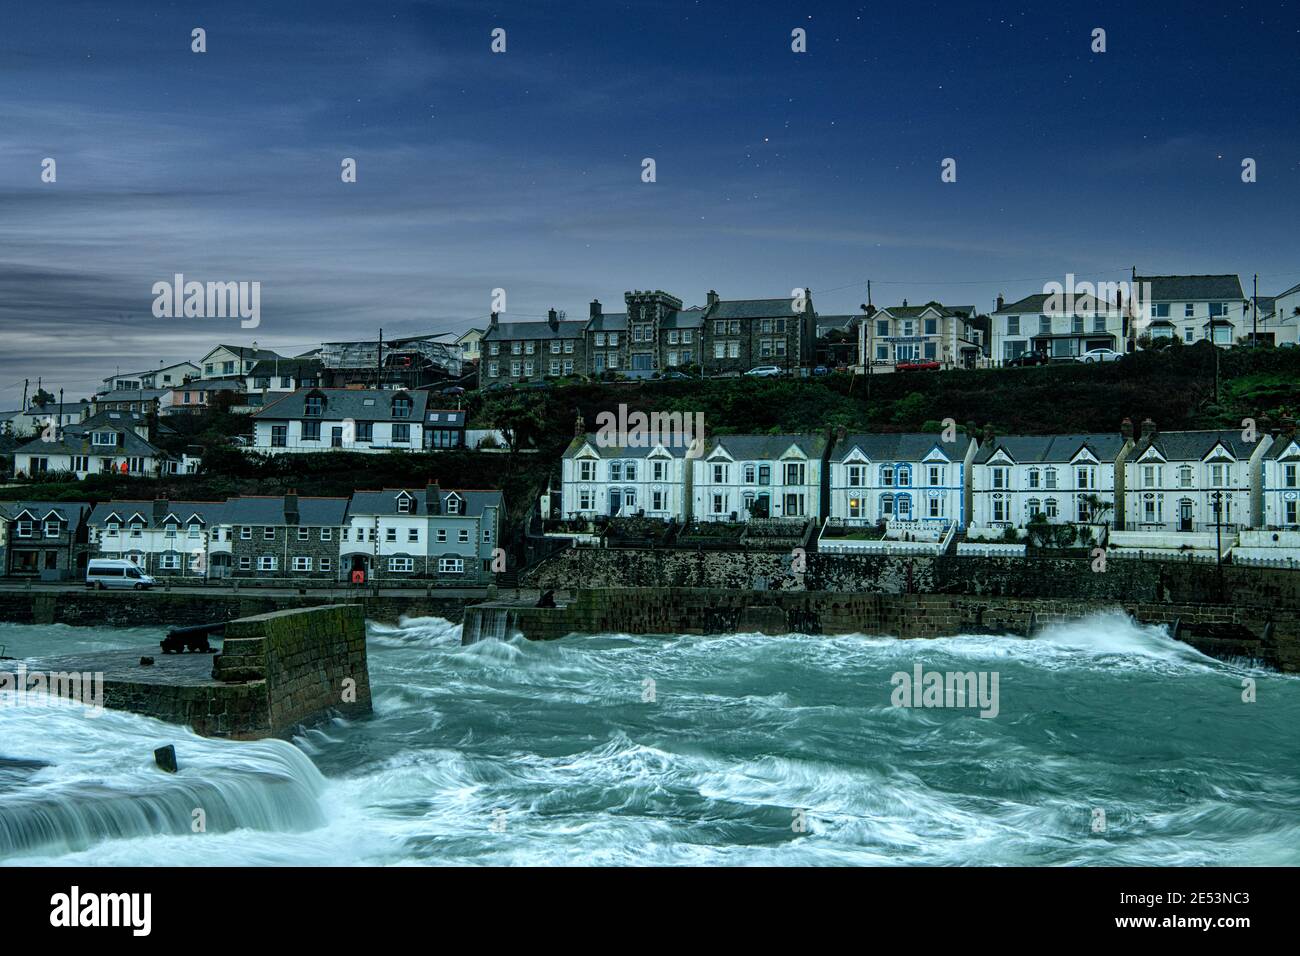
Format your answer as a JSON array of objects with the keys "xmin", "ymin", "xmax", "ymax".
[
  {"xmin": 706, "ymin": 433, "xmax": 827, "ymax": 460},
  {"xmin": 564, "ymin": 434, "xmax": 695, "ymax": 459},
  {"xmin": 347, "ymin": 488, "xmax": 503, "ymax": 517},
  {"xmin": 586, "ymin": 312, "xmax": 628, "ymax": 332},
  {"xmin": 76, "ymin": 409, "xmax": 150, "ymax": 431},
  {"xmin": 992, "ymin": 293, "xmax": 1112, "ymax": 315},
  {"xmin": 424, "ymin": 409, "xmax": 465, "ymax": 426},
  {"xmin": 976, "ymin": 433, "xmax": 1129, "ymax": 464},
  {"xmin": 659, "ymin": 309, "xmax": 705, "ymax": 329},
  {"xmin": 12, "ymin": 425, "xmax": 163, "ymax": 459},
  {"xmin": 87, "ymin": 500, "xmax": 231, "ymax": 527},
  {"xmin": 175, "ymin": 379, "xmax": 244, "ymax": 392},
  {"xmin": 225, "ymin": 496, "xmax": 350, "ymax": 526},
  {"xmin": 816, "ymin": 314, "xmax": 858, "ymax": 335},
  {"xmin": 1267, "ymin": 436, "xmax": 1300, "ymax": 461},
  {"xmin": 1134, "ymin": 275, "xmax": 1245, "ymax": 301},
  {"xmin": 483, "ymin": 318, "xmax": 588, "ymax": 341},
  {"xmin": 208, "ymin": 345, "xmax": 285, "ymax": 362},
  {"xmin": 248, "ymin": 358, "xmax": 324, "ymax": 378},
  {"xmin": 711, "ymin": 298, "xmax": 804, "ymax": 320},
  {"xmin": 837, "ymin": 433, "xmax": 970, "ymax": 462},
  {"xmin": 1128, "ymin": 429, "xmax": 1259, "ymax": 462},
  {"xmin": 1, "ymin": 500, "xmax": 90, "ymax": 527},
  {"xmin": 95, "ymin": 388, "xmax": 169, "ymax": 402},
  {"xmin": 254, "ymin": 388, "xmax": 430, "ymax": 422}
]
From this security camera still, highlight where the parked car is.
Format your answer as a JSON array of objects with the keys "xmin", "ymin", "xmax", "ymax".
[
  {"xmin": 1077, "ymin": 348, "xmax": 1124, "ymax": 363},
  {"xmin": 86, "ymin": 559, "xmax": 156, "ymax": 591},
  {"xmin": 812, "ymin": 365, "xmax": 830, "ymax": 376},
  {"xmin": 743, "ymin": 365, "xmax": 783, "ymax": 377},
  {"xmin": 895, "ymin": 360, "xmax": 941, "ymax": 372},
  {"xmin": 440, "ymin": 385, "xmax": 466, "ymax": 396},
  {"xmin": 661, "ymin": 369, "xmax": 696, "ymax": 380},
  {"xmin": 1005, "ymin": 352, "xmax": 1050, "ymax": 368}
]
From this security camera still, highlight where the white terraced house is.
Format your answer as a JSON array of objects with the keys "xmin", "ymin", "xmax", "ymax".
[
  {"xmin": 87, "ymin": 499, "xmax": 230, "ymax": 577},
  {"xmin": 969, "ymin": 430, "xmax": 1133, "ymax": 535},
  {"xmin": 1261, "ymin": 430, "xmax": 1300, "ymax": 529},
  {"xmin": 342, "ymin": 485, "xmax": 503, "ymax": 583},
  {"xmin": 990, "ymin": 291, "xmax": 1125, "ymax": 365},
  {"xmin": 1133, "ymin": 273, "xmax": 1248, "ymax": 347},
  {"xmin": 1118, "ymin": 424, "xmax": 1269, "ymax": 539},
  {"xmin": 691, "ymin": 434, "xmax": 828, "ymax": 522},
  {"xmin": 860, "ymin": 302, "xmax": 983, "ymax": 369},
  {"xmin": 828, "ymin": 433, "xmax": 977, "ymax": 533},
  {"xmin": 560, "ymin": 432, "xmax": 694, "ymax": 520},
  {"xmin": 250, "ymin": 388, "xmax": 430, "ymax": 453}
]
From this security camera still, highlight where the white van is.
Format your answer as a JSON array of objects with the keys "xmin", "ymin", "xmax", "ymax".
[{"xmin": 86, "ymin": 559, "xmax": 157, "ymax": 590}]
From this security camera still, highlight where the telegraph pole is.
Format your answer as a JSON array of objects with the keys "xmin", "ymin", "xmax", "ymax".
[{"xmin": 1253, "ymin": 273, "xmax": 1259, "ymax": 346}]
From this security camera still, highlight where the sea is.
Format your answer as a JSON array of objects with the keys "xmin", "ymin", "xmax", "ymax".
[{"xmin": 1, "ymin": 612, "xmax": 1297, "ymax": 866}]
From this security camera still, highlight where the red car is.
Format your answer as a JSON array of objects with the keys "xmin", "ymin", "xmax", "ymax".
[{"xmin": 895, "ymin": 360, "xmax": 940, "ymax": 372}]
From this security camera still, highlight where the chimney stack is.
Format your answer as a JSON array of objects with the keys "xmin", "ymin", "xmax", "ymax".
[
  {"xmin": 547, "ymin": 308, "xmax": 558, "ymax": 331},
  {"xmin": 996, "ymin": 293, "xmax": 1005, "ymax": 311},
  {"xmin": 575, "ymin": 412, "xmax": 585, "ymax": 437},
  {"xmin": 284, "ymin": 490, "xmax": 300, "ymax": 525},
  {"xmin": 152, "ymin": 499, "xmax": 169, "ymax": 522},
  {"xmin": 1140, "ymin": 418, "xmax": 1157, "ymax": 442},
  {"xmin": 981, "ymin": 423, "xmax": 995, "ymax": 445},
  {"xmin": 902, "ymin": 298, "xmax": 909, "ymax": 308},
  {"xmin": 426, "ymin": 482, "xmax": 442, "ymax": 515},
  {"xmin": 590, "ymin": 299, "xmax": 602, "ymax": 319},
  {"xmin": 488, "ymin": 311, "xmax": 499, "ymax": 330},
  {"xmin": 1121, "ymin": 417, "xmax": 1134, "ymax": 442},
  {"xmin": 706, "ymin": 290, "xmax": 719, "ymax": 308}
]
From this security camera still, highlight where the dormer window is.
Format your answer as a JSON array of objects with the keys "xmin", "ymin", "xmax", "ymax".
[
  {"xmin": 397, "ymin": 496, "xmax": 412, "ymax": 514},
  {"xmin": 305, "ymin": 394, "xmax": 325, "ymax": 416},
  {"xmin": 164, "ymin": 522, "xmax": 178, "ymax": 537},
  {"xmin": 16, "ymin": 520, "xmax": 33, "ymax": 537},
  {"xmin": 106, "ymin": 522, "xmax": 120, "ymax": 537},
  {"xmin": 92, "ymin": 431, "xmax": 117, "ymax": 446},
  {"xmin": 392, "ymin": 396, "xmax": 412, "ymax": 419},
  {"xmin": 44, "ymin": 520, "xmax": 61, "ymax": 537},
  {"xmin": 446, "ymin": 496, "xmax": 461, "ymax": 515}
]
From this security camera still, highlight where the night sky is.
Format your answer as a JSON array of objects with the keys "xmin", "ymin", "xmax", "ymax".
[{"xmin": 2, "ymin": 0, "xmax": 1298, "ymax": 402}]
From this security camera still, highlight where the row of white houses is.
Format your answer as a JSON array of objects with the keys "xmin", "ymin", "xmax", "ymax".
[{"xmin": 558, "ymin": 420, "xmax": 1300, "ymax": 546}]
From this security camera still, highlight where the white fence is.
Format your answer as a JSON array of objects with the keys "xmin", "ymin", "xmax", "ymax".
[
  {"xmin": 1107, "ymin": 548, "xmax": 1217, "ymax": 564},
  {"xmin": 957, "ymin": 542, "xmax": 1026, "ymax": 558},
  {"xmin": 818, "ymin": 538, "xmax": 942, "ymax": 556}
]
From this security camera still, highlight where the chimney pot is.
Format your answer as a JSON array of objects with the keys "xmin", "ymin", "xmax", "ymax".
[
  {"xmin": 996, "ymin": 294, "xmax": 1005, "ymax": 311},
  {"xmin": 1140, "ymin": 418, "xmax": 1157, "ymax": 441},
  {"xmin": 1121, "ymin": 417, "xmax": 1134, "ymax": 441},
  {"xmin": 590, "ymin": 299, "xmax": 601, "ymax": 319}
]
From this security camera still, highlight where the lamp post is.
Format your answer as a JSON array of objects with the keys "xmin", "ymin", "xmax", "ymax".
[{"xmin": 1212, "ymin": 489, "xmax": 1225, "ymax": 601}]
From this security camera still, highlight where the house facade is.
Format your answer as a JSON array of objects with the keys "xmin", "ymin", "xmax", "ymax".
[
  {"xmin": 1133, "ymin": 274, "xmax": 1247, "ymax": 347},
  {"xmin": 990, "ymin": 292, "xmax": 1125, "ymax": 364},
  {"xmin": 88, "ymin": 499, "xmax": 230, "ymax": 578},
  {"xmin": 691, "ymin": 434, "xmax": 828, "ymax": 522},
  {"xmin": 560, "ymin": 434, "xmax": 694, "ymax": 520},
  {"xmin": 1261, "ymin": 430, "xmax": 1300, "ymax": 529},
  {"xmin": 1120, "ymin": 424, "xmax": 1269, "ymax": 533},
  {"xmin": 701, "ymin": 291, "xmax": 817, "ymax": 375},
  {"xmin": 455, "ymin": 328, "xmax": 485, "ymax": 364},
  {"xmin": 11, "ymin": 414, "xmax": 169, "ymax": 479},
  {"xmin": 0, "ymin": 501, "xmax": 90, "ymax": 579},
  {"xmin": 200, "ymin": 345, "xmax": 285, "ymax": 379},
  {"xmin": 480, "ymin": 309, "xmax": 587, "ymax": 386},
  {"xmin": 224, "ymin": 495, "xmax": 349, "ymax": 581},
  {"xmin": 969, "ymin": 431, "xmax": 1133, "ymax": 533},
  {"xmin": 861, "ymin": 302, "xmax": 982, "ymax": 369},
  {"xmin": 829, "ymin": 433, "xmax": 977, "ymax": 532},
  {"xmin": 343, "ymin": 485, "xmax": 502, "ymax": 584},
  {"xmin": 101, "ymin": 362, "xmax": 199, "ymax": 393},
  {"xmin": 250, "ymin": 388, "xmax": 431, "ymax": 454}
]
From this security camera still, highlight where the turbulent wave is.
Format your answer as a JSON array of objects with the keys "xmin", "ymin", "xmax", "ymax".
[{"xmin": 1, "ymin": 612, "xmax": 1297, "ymax": 866}]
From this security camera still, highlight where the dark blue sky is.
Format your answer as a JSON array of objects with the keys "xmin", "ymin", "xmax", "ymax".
[{"xmin": 2, "ymin": 0, "xmax": 1298, "ymax": 401}]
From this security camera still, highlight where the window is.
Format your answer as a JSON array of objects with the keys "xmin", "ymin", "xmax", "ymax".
[
  {"xmin": 712, "ymin": 464, "xmax": 728, "ymax": 484},
  {"xmin": 305, "ymin": 395, "xmax": 324, "ymax": 416},
  {"xmin": 438, "ymin": 558, "xmax": 464, "ymax": 574},
  {"xmin": 239, "ymin": 526, "xmax": 252, "ymax": 539},
  {"xmin": 1142, "ymin": 464, "xmax": 1161, "ymax": 488},
  {"xmin": 1044, "ymin": 468, "xmax": 1058, "ymax": 490},
  {"xmin": 1287, "ymin": 500, "xmax": 1298, "ymax": 524},
  {"xmin": 302, "ymin": 420, "xmax": 321, "ymax": 441},
  {"xmin": 1184, "ymin": 303, "xmax": 1195, "ymax": 318},
  {"xmin": 389, "ymin": 556, "xmax": 414, "ymax": 572},
  {"xmin": 882, "ymin": 466, "xmax": 894, "ymax": 487},
  {"xmin": 130, "ymin": 521, "xmax": 143, "ymax": 538},
  {"xmin": 610, "ymin": 461, "xmax": 622, "ymax": 481},
  {"xmin": 991, "ymin": 467, "xmax": 1007, "ymax": 490},
  {"xmin": 321, "ymin": 528, "xmax": 332, "ymax": 541},
  {"xmin": 1178, "ymin": 465, "xmax": 1193, "ymax": 488},
  {"xmin": 106, "ymin": 522, "xmax": 119, "ymax": 537},
  {"xmin": 928, "ymin": 497, "xmax": 942, "ymax": 518},
  {"xmin": 1044, "ymin": 499, "xmax": 1058, "ymax": 519},
  {"xmin": 271, "ymin": 425, "xmax": 287, "ymax": 447},
  {"xmin": 1027, "ymin": 498, "xmax": 1041, "ymax": 518},
  {"xmin": 711, "ymin": 493, "xmax": 726, "ymax": 515},
  {"xmin": 408, "ymin": 528, "xmax": 419, "ymax": 543},
  {"xmin": 392, "ymin": 423, "xmax": 410, "ymax": 443},
  {"xmin": 847, "ymin": 465, "xmax": 863, "ymax": 487},
  {"xmin": 257, "ymin": 556, "xmax": 278, "ymax": 572},
  {"xmin": 1039, "ymin": 316, "xmax": 1051, "ymax": 335},
  {"xmin": 238, "ymin": 556, "xmax": 252, "ymax": 570},
  {"xmin": 356, "ymin": 422, "xmax": 373, "ymax": 442},
  {"xmin": 1285, "ymin": 465, "xmax": 1297, "ymax": 488},
  {"xmin": 391, "ymin": 396, "xmax": 412, "ymax": 418},
  {"xmin": 164, "ymin": 522, "xmax": 178, "ymax": 538},
  {"xmin": 72, "ymin": 455, "xmax": 88, "ymax": 472},
  {"xmin": 1075, "ymin": 466, "xmax": 1094, "ymax": 489},
  {"xmin": 1007, "ymin": 316, "xmax": 1020, "ymax": 335},
  {"xmin": 1210, "ymin": 464, "xmax": 1226, "ymax": 487},
  {"xmin": 292, "ymin": 556, "xmax": 313, "ymax": 572},
  {"xmin": 436, "ymin": 529, "xmax": 447, "ymax": 543},
  {"xmin": 261, "ymin": 526, "xmax": 273, "ymax": 540},
  {"xmin": 1028, "ymin": 468, "xmax": 1040, "ymax": 489},
  {"xmin": 297, "ymin": 528, "xmax": 309, "ymax": 541},
  {"xmin": 397, "ymin": 496, "xmax": 411, "ymax": 514},
  {"xmin": 188, "ymin": 522, "xmax": 201, "ymax": 539},
  {"xmin": 897, "ymin": 466, "xmax": 911, "ymax": 487},
  {"xmin": 758, "ymin": 465, "xmax": 771, "ymax": 485},
  {"xmin": 784, "ymin": 462, "xmax": 805, "ymax": 485},
  {"xmin": 457, "ymin": 529, "xmax": 469, "ymax": 543},
  {"xmin": 929, "ymin": 465, "xmax": 943, "ymax": 486},
  {"xmin": 321, "ymin": 557, "xmax": 333, "ymax": 572},
  {"xmin": 385, "ymin": 528, "xmax": 397, "ymax": 542}
]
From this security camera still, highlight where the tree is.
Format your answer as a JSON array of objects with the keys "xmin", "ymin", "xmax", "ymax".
[{"xmin": 484, "ymin": 396, "xmax": 545, "ymax": 453}]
